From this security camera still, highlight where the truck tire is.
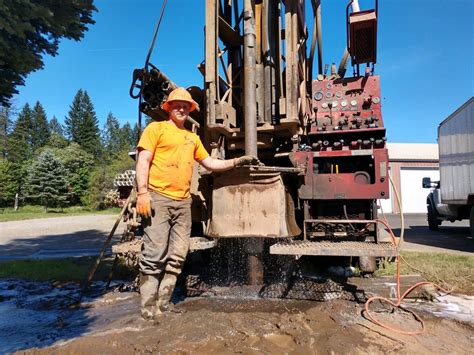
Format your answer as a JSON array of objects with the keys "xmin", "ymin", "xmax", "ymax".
[
  {"xmin": 470, "ymin": 206, "xmax": 474, "ymax": 238},
  {"xmin": 427, "ymin": 200, "xmax": 439, "ymax": 231}
]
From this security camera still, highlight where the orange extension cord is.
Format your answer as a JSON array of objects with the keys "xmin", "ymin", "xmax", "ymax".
[{"xmin": 364, "ymin": 219, "xmax": 451, "ymax": 335}]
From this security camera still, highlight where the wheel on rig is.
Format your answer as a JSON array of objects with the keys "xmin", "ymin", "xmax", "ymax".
[{"xmin": 427, "ymin": 200, "xmax": 439, "ymax": 231}]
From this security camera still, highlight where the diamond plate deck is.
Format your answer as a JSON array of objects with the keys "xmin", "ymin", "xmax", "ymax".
[{"xmin": 270, "ymin": 240, "xmax": 397, "ymax": 257}]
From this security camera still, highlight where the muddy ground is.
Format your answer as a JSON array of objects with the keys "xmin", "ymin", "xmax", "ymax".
[{"xmin": 2, "ymin": 279, "xmax": 472, "ymax": 354}]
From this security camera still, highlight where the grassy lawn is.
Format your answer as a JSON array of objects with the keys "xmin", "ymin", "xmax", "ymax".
[
  {"xmin": 0, "ymin": 205, "xmax": 121, "ymax": 222},
  {"xmin": 375, "ymin": 251, "xmax": 474, "ymax": 294},
  {"xmin": 0, "ymin": 257, "xmax": 135, "ymax": 283}
]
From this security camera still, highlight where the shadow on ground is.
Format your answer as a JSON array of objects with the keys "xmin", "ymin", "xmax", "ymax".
[{"xmin": 386, "ymin": 214, "xmax": 473, "ymax": 254}]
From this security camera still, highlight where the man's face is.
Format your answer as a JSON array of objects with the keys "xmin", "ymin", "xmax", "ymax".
[{"xmin": 169, "ymin": 100, "xmax": 190, "ymax": 126}]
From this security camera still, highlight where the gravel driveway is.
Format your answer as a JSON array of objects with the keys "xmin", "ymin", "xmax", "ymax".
[{"xmin": 0, "ymin": 215, "xmax": 124, "ymax": 260}]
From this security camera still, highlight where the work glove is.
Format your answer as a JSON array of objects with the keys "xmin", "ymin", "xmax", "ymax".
[
  {"xmin": 136, "ymin": 192, "xmax": 152, "ymax": 218},
  {"xmin": 234, "ymin": 155, "xmax": 260, "ymax": 167}
]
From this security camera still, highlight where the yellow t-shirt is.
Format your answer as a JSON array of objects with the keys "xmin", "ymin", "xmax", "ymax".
[{"xmin": 138, "ymin": 121, "xmax": 209, "ymax": 200}]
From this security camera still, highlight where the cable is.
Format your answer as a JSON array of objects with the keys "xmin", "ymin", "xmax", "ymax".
[
  {"xmin": 137, "ymin": 0, "xmax": 168, "ymax": 137},
  {"xmin": 144, "ymin": 0, "xmax": 168, "ymax": 69}
]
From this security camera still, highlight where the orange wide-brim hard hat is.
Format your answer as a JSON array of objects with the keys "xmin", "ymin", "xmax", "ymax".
[{"xmin": 161, "ymin": 87, "xmax": 199, "ymax": 112}]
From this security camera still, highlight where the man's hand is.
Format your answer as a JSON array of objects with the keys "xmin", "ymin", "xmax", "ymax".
[
  {"xmin": 234, "ymin": 155, "xmax": 260, "ymax": 167},
  {"xmin": 136, "ymin": 192, "xmax": 152, "ymax": 218}
]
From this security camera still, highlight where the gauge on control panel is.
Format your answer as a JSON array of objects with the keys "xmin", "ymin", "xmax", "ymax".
[
  {"xmin": 326, "ymin": 92, "xmax": 332, "ymax": 99},
  {"xmin": 373, "ymin": 96, "xmax": 380, "ymax": 104},
  {"xmin": 326, "ymin": 83, "xmax": 332, "ymax": 90},
  {"xmin": 332, "ymin": 101, "xmax": 338, "ymax": 108},
  {"xmin": 321, "ymin": 102, "xmax": 328, "ymax": 109},
  {"xmin": 350, "ymin": 100, "xmax": 357, "ymax": 106},
  {"xmin": 314, "ymin": 91, "xmax": 323, "ymax": 101},
  {"xmin": 341, "ymin": 100, "xmax": 348, "ymax": 107},
  {"xmin": 335, "ymin": 91, "xmax": 342, "ymax": 99}
]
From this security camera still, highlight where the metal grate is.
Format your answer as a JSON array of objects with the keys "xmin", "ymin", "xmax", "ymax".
[{"xmin": 270, "ymin": 240, "xmax": 397, "ymax": 257}]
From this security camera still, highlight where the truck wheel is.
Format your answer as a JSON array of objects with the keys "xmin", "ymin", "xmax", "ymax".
[
  {"xmin": 427, "ymin": 200, "xmax": 439, "ymax": 231},
  {"xmin": 469, "ymin": 206, "xmax": 474, "ymax": 238}
]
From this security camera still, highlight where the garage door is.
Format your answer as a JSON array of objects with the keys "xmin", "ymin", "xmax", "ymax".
[{"xmin": 400, "ymin": 168, "xmax": 439, "ymax": 213}]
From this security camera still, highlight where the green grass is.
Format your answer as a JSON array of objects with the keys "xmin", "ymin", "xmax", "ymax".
[
  {"xmin": 0, "ymin": 257, "xmax": 135, "ymax": 282},
  {"xmin": 0, "ymin": 205, "xmax": 121, "ymax": 222},
  {"xmin": 375, "ymin": 251, "xmax": 474, "ymax": 294}
]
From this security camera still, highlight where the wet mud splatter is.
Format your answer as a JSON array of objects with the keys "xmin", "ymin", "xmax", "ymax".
[{"xmin": 1, "ymin": 279, "xmax": 472, "ymax": 354}]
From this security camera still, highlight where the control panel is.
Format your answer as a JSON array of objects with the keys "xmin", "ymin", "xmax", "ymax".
[{"xmin": 311, "ymin": 75, "xmax": 384, "ymax": 134}]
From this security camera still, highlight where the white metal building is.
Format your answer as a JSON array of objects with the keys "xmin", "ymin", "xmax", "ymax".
[{"xmin": 379, "ymin": 143, "xmax": 439, "ymax": 214}]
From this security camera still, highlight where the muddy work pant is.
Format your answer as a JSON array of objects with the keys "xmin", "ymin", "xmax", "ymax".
[{"xmin": 139, "ymin": 192, "xmax": 192, "ymax": 276}]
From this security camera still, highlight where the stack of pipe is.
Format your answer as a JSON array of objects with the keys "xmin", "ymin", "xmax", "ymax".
[
  {"xmin": 114, "ymin": 170, "xmax": 136, "ymax": 187},
  {"xmin": 142, "ymin": 68, "xmax": 177, "ymax": 109}
]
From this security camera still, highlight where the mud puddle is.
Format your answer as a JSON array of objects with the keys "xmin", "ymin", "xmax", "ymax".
[
  {"xmin": 0, "ymin": 279, "xmax": 139, "ymax": 354},
  {"xmin": 1, "ymin": 280, "xmax": 473, "ymax": 354}
]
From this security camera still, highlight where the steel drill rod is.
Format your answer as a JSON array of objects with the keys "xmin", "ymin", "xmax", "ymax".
[
  {"xmin": 80, "ymin": 195, "xmax": 131, "ymax": 299},
  {"xmin": 243, "ymin": 0, "xmax": 258, "ymax": 156}
]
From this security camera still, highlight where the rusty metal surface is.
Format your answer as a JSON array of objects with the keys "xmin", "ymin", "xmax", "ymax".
[
  {"xmin": 206, "ymin": 170, "xmax": 301, "ymax": 238},
  {"xmin": 269, "ymin": 240, "xmax": 397, "ymax": 257},
  {"xmin": 296, "ymin": 148, "xmax": 389, "ymax": 200}
]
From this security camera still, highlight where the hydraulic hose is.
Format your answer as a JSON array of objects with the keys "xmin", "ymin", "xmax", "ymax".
[{"xmin": 366, "ymin": 175, "xmax": 451, "ymax": 335}]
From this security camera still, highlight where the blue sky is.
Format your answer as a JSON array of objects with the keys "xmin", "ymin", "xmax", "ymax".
[{"xmin": 15, "ymin": 0, "xmax": 473, "ymax": 143}]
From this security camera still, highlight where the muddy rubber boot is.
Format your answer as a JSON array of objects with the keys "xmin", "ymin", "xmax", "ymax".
[
  {"xmin": 139, "ymin": 273, "xmax": 159, "ymax": 320},
  {"xmin": 156, "ymin": 272, "xmax": 182, "ymax": 313}
]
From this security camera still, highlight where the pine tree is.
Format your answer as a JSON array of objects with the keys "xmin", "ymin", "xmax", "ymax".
[
  {"xmin": 65, "ymin": 89, "xmax": 84, "ymax": 142},
  {"xmin": 49, "ymin": 116, "xmax": 64, "ymax": 136},
  {"xmin": 64, "ymin": 90, "xmax": 102, "ymax": 159},
  {"xmin": 79, "ymin": 91, "xmax": 102, "ymax": 158},
  {"xmin": 8, "ymin": 103, "xmax": 33, "ymax": 164},
  {"xmin": 102, "ymin": 112, "xmax": 122, "ymax": 158},
  {"xmin": 31, "ymin": 101, "xmax": 50, "ymax": 151},
  {"xmin": 132, "ymin": 123, "xmax": 140, "ymax": 147},
  {"xmin": 48, "ymin": 116, "xmax": 68, "ymax": 148},
  {"xmin": 0, "ymin": 159, "xmax": 17, "ymax": 207},
  {"xmin": 26, "ymin": 150, "xmax": 68, "ymax": 211},
  {"xmin": 0, "ymin": 105, "xmax": 14, "ymax": 159},
  {"xmin": 120, "ymin": 122, "xmax": 136, "ymax": 150}
]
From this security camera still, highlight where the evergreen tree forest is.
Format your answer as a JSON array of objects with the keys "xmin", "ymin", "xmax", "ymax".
[{"xmin": 0, "ymin": 89, "xmax": 138, "ymax": 210}]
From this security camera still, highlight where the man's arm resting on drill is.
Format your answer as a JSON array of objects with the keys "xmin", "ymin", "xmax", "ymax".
[
  {"xmin": 135, "ymin": 149, "xmax": 153, "ymax": 217},
  {"xmin": 198, "ymin": 157, "xmax": 235, "ymax": 172},
  {"xmin": 199, "ymin": 155, "xmax": 260, "ymax": 172}
]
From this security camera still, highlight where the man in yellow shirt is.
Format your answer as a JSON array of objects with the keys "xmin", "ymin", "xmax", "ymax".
[{"xmin": 136, "ymin": 87, "xmax": 257, "ymax": 320}]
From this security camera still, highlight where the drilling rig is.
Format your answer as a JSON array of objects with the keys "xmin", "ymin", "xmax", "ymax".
[{"xmin": 127, "ymin": 0, "xmax": 397, "ymax": 286}]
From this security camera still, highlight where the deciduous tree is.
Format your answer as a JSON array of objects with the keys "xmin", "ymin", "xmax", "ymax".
[{"xmin": 55, "ymin": 143, "xmax": 94, "ymax": 204}]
